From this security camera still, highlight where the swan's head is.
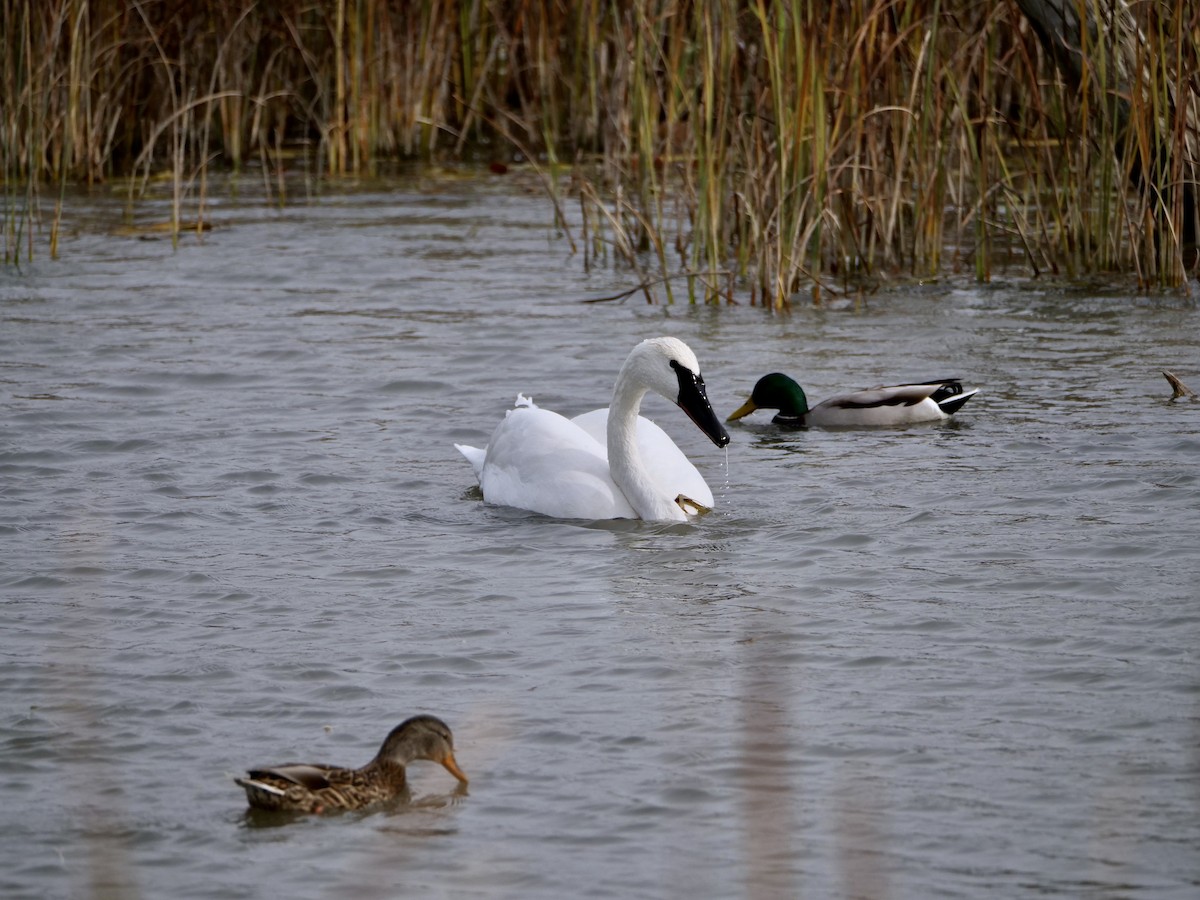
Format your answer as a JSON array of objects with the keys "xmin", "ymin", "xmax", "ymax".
[{"xmin": 625, "ymin": 337, "xmax": 730, "ymax": 448}]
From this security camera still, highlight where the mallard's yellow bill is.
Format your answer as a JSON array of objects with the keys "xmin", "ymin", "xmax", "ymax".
[
  {"xmin": 727, "ymin": 399, "xmax": 758, "ymax": 421},
  {"xmin": 441, "ymin": 752, "xmax": 469, "ymax": 784}
]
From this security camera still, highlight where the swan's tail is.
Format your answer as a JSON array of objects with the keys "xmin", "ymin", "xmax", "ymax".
[
  {"xmin": 457, "ymin": 394, "xmax": 538, "ymax": 481},
  {"xmin": 455, "ymin": 443, "xmax": 486, "ymax": 480}
]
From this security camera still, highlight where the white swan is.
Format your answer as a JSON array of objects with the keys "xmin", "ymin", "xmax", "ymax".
[{"xmin": 455, "ymin": 337, "xmax": 730, "ymax": 521}]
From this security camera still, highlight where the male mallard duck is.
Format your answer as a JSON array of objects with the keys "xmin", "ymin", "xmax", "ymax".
[
  {"xmin": 455, "ymin": 337, "xmax": 729, "ymax": 521},
  {"xmin": 727, "ymin": 373, "xmax": 978, "ymax": 427},
  {"xmin": 235, "ymin": 715, "xmax": 468, "ymax": 814}
]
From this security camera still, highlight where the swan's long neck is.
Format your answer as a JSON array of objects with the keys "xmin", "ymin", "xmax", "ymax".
[{"xmin": 607, "ymin": 368, "xmax": 686, "ymax": 522}]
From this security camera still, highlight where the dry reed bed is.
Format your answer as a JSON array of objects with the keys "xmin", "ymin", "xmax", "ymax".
[{"xmin": 3, "ymin": 0, "xmax": 1197, "ymax": 299}]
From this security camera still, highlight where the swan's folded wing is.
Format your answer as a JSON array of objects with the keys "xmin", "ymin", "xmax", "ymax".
[{"xmin": 480, "ymin": 406, "xmax": 637, "ymax": 519}]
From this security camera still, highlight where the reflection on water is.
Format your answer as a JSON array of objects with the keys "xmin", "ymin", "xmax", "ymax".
[
  {"xmin": 1, "ymin": 175, "xmax": 1198, "ymax": 899},
  {"xmin": 737, "ymin": 636, "xmax": 800, "ymax": 900}
]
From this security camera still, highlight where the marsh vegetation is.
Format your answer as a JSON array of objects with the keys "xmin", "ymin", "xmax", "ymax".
[{"xmin": 3, "ymin": 0, "xmax": 1197, "ymax": 299}]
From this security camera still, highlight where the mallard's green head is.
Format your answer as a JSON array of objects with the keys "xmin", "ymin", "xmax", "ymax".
[{"xmin": 727, "ymin": 373, "xmax": 810, "ymax": 421}]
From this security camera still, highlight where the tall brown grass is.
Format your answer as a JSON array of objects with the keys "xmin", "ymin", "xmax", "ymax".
[{"xmin": 3, "ymin": 1, "xmax": 1196, "ymax": 298}]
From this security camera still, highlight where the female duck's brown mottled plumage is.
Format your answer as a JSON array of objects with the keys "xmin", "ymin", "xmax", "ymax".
[{"xmin": 235, "ymin": 715, "xmax": 468, "ymax": 813}]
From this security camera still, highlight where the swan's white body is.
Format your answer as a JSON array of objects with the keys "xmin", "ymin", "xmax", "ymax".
[{"xmin": 455, "ymin": 337, "xmax": 728, "ymax": 522}]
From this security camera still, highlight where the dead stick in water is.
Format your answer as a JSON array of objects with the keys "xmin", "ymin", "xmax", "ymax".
[{"xmin": 1162, "ymin": 370, "xmax": 1197, "ymax": 399}]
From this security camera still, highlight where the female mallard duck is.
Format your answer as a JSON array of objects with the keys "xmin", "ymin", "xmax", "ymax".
[
  {"xmin": 727, "ymin": 373, "xmax": 978, "ymax": 427},
  {"xmin": 235, "ymin": 715, "xmax": 468, "ymax": 814},
  {"xmin": 456, "ymin": 337, "xmax": 729, "ymax": 521}
]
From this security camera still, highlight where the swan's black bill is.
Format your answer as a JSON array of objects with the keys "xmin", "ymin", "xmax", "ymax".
[{"xmin": 671, "ymin": 360, "xmax": 730, "ymax": 448}]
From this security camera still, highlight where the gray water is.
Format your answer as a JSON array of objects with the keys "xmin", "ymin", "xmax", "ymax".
[{"xmin": 2, "ymin": 175, "xmax": 1198, "ymax": 899}]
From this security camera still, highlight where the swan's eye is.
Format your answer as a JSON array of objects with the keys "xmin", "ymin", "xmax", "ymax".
[{"xmin": 669, "ymin": 359, "xmax": 701, "ymax": 385}]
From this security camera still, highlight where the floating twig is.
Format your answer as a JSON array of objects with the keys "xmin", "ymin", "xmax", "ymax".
[
  {"xmin": 582, "ymin": 270, "xmax": 734, "ymax": 304},
  {"xmin": 1162, "ymin": 370, "xmax": 1197, "ymax": 400}
]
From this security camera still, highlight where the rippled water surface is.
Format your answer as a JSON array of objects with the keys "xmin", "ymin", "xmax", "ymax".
[{"xmin": 2, "ymin": 175, "xmax": 1199, "ymax": 899}]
